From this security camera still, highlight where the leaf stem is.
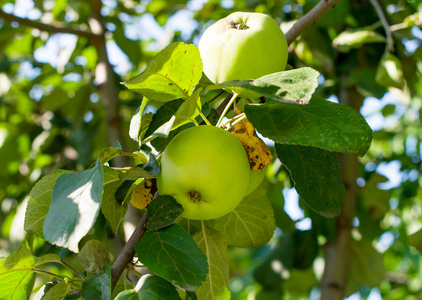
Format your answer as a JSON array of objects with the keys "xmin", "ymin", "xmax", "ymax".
[
  {"xmin": 199, "ymin": 111, "xmax": 212, "ymax": 125},
  {"xmin": 59, "ymin": 260, "xmax": 87, "ymax": 280},
  {"xmin": 216, "ymin": 92, "xmax": 239, "ymax": 127}
]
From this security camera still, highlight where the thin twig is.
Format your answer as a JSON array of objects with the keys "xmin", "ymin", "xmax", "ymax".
[
  {"xmin": 0, "ymin": 9, "xmax": 100, "ymax": 39},
  {"xmin": 110, "ymin": 210, "xmax": 150, "ymax": 291},
  {"xmin": 369, "ymin": 0, "xmax": 394, "ymax": 53},
  {"xmin": 285, "ymin": 0, "xmax": 343, "ymax": 45}
]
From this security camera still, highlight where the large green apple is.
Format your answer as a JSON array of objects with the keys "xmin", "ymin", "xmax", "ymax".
[
  {"xmin": 198, "ymin": 12, "xmax": 288, "ymax": 98},
  {"xmin": 156, "ymin": 125, "xmax": 250, "ymax": 220}
]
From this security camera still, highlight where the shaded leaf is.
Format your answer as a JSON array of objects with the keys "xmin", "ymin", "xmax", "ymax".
[
  {"xmin": 24, "ymin": 169, "xmax": 70, "ymax": 238},
  {"xmin": 333, "ymin": 28, "xmax": 386, "ymax": 52},
  {"xmin": 135, "ymin": 224, "xmax": 208, "ymax": 291},
  {"xmin": 40, "ymin": 280, "xmax": 70, "ymax": 300},
  {"xmin": 245, "ymin": 98, "xmax": 372, "ymax": 156},
  {"xmin": 376, "ymin": 52, "xmax": 405, "ymax": 89},
  {"xmin": 346, "ymin": 238, "xmax": 386, "ymax": 296},
  {"xmin": 205, "ymin": 187, "xmax": 275, "ymax": 248},
  {"xmin": 43, "ymin": 159, "xmax": 104, "ymax": 253},
  {"xmin": 101, "ymin": 167, "xmax": 128, "ymax": 235},
  {"xmin": 193, "ymin": 226, "xmax": 230, "ymax": 300},
  {"xmin": 78, "ymin": 240, "xmax": 111, "ymax": 274},
  {"xmin": 275, "ymin": 144, "xmax": 345, "ymax": 217},
  {"xmin": 136, "ymin": 275, "xmax": 181, "ymax": 299},
  {"xmin": 82, "ymin": 265, "xmax": 111, "ymax": 300},
  {"xmin": 147, "ymin": 195, "xmax": 184, "ymax": 230}
]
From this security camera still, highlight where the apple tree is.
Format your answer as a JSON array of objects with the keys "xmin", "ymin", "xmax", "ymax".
[{"xmin": 0, "ymin": 0, "xmax": 421, "ymax": 299}]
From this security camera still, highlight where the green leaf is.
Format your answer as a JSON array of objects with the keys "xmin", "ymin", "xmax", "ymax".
[
  {"xmin": 40, "ymin": 280, "xmax": 70, "ymax": 300},
  {"xmin": 82, "ymin": 265, "xmax": 111, "ymax": 300},
  {"xmin": 137, "ymin": 275, "xmax": 181, "ymax": 299},
  {"xmin": 214, "ymin": 67, "xmax": 319, "ymax": 104},
  {"xmin": 43, "ymin": 159, "xmax": 104, "ymax": 253},
  {"xmin": 193, "ymin": 226, "xmax": 230, "ymax": 300},
  {"xmin": 99, "ymin": 147, "xmax": 147, "ymax": 164},
  {"xmin": 253, "ymin": 233, "xmax": 294, "ymax": 289},
  {"xmin": 245, "ymin": 98, "xmax": 372, "ymax": 156},
  {"xmin": 275, "ymin": 144, "xmax": 345, "ymax": 217},
  {"xmin": 172, "ymin": 87, "xmax": 203, "ymax": 129},
  {"xmin": 124, "ymin": 42, "xmax": 203, "ymax": 102},
  {"xmin": 24, "ymin": 169, "xmax": 70, "ymax": 238},
  {"xmin": 101, "ymin": 167, "xmax": 128, "ymax": 235},
  {"xmin": 333, "ymin": 28, "xmax": 386, "ymax": 52},
  {"xmin": 376, "ymin": 52, "xmax": 405, "ymax": 89},
  {"xmin": 114, "ymin": 289, "xmax": 139, "ymax": 300},
  {"xmin": 205, "ymin": 187, "xmax": 275, "ymax": 248},
  {"xmin": 0, "ymin": 242, "xmax": 36, "ymax": 300},
  {"xmin": 78, "ymin": 240, "xmax": 111, "ymax": 274},
  {"xmin": 144, "ymin": 99, "xmax": 184, "ymax": 139},
  {"xmin": 283, "ymin": 267, "xmax": 317, "ymax": 295},
  {"xmin": 346, "ymin": 238, "xmax": 386, "ymax": 296},
  {"xmin": 147, "ymin": 195, "xmax": 184, "ymax": 231},
  {"xmin": 292, "ymin": 230, "xmax": 318, "ymax": 270},
  {"xmin": 135, "ymin": 224, "xmax": 208, "ymax": 291},
  {"xmin": 408, "ymin": 229, "xmax": 422, "ymax": 253},
  {"xmin": 129, "ymin": 99, "xmax": 150, "ymax": 142},
  {"xmin": 34, "ymin": 253, "xmax": 62, "ymax": 267}
]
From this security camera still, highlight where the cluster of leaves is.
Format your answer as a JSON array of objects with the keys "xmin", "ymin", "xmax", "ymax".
[{"xmin": 0, "ymin": 38, "xmax": 373, "ymax": 298}]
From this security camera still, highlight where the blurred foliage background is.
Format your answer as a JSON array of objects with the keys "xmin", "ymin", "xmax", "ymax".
[{"xmin": 0, "ymin": 0, "xmax": 421, "ymax": 299}]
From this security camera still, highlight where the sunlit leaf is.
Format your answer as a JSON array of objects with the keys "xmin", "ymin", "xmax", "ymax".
[
  {"xmin": 43, "ymin": 159, "xmax": 104, "ymax": 253},
  {"xmin": 124, "ymin": 42, "xmax": 203, "ymax": 102}
]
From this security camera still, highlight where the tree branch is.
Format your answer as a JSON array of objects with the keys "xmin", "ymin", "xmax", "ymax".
[
  {"xmin": 0, "ymin": 9, "xmax": 100, "ymax": 39},
  {"xmin": 111, "ymin": 210, "xmax": 149, "ymax": 291},
  {"xmin": 369, "ymin": 0, "xmax": 394, "ymax": 53},
  {"xmin": 88, "ymin": 0, "xmax": 129, "ymax": 166},
  {"xmin": 285, "ymin": 0, "xmax": 343, "ymax": 45},
  {"xmin": 319, "ymin": 83, "xmax": 364, "ymax": 300}
]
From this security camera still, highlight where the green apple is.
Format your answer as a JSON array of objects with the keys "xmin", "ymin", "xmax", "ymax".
[
  {"xmin": 245, "ymin": 170, "xmax": 265, "ymax": 195},
  {"xmin": 198, "ymin": 12, "xmax": 288, "ymax": 98},
  {"xmin": 156, "ymin": 125, "xmax": 250, "ymax": 220}
]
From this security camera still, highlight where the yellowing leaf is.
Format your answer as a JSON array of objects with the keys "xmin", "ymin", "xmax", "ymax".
[
  {"xmin": 229, "ymin": 108, "xmax": 273, "ymax": 171},
  {"xmin": 131, "ymin": 179, "xmax": 155, "ymax": 210}
]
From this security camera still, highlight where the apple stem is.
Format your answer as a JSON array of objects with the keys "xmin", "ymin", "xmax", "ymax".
[
  {"xmin": 225, "ymin": 113, "xmax": 247, "ymax": 130},
  {"xmin": 216, "ymin": 92, "xmax": 239, "ymax": 127}
]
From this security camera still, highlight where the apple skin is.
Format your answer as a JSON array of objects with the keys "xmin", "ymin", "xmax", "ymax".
[
  {"xmin": 245, "ymin": 170, "xmax": 265, "ymax": 195},
  {"xmin": 198, "ymin": 12, "xmax": 288, "ymax": 98},
  {"xmin": 156, "ymin": 125, "xmax": 251, "ymax": 220}
]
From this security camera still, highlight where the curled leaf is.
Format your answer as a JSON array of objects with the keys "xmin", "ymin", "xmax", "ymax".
[
  {"xmin": 229, "ymin": 108, "xmax": 273, "ymax": 171},
  {"xmin": 130, "ymin": 179, "xmax": 156, "ymax": 210}
]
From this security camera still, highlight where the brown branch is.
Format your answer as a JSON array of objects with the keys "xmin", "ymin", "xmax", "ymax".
[
  {"xmin": 285, "ymin": 0, "xmax": 343, "ymax": 45},
  {"xmin": 319, "ymin": 85, "xmax": 364, "ymax": 300},
  {"xmin": 88, "ymin": 0, "xmax": 129, "ymax": 166},
  {"xmin": 0, "ymin": 9, "xmax": 100, "ymax": 39},
  {"xmin": 369, "ymin": 0, "xmax": 394, "ymax": 52},
  {"xmin": 111, "ymin": 210, "xmax": 149, "ymax": 291}
]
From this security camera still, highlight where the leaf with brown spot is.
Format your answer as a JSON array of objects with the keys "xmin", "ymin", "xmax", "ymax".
[
  {"xmin": 229, "ymin": 108, "xmax": 273, "ymax": 171},
  {"xmin": 130, "ymin": 179, "xmax": 155, "ymax": 210}
]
